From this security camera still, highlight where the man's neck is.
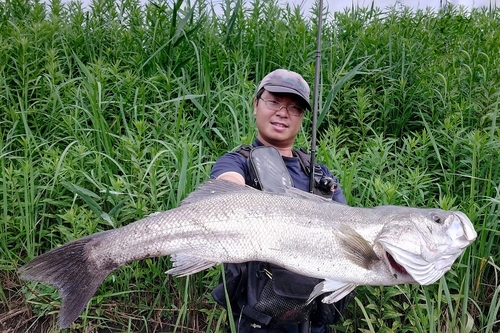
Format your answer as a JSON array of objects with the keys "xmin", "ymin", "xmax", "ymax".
[{"xmin": 255, "ymin": 137, "xmax": 294, "ymax": 157}]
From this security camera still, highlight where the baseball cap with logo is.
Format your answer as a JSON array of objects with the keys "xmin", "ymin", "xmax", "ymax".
[{"xmin": 256, "ymin": 69, "xmax": 311, "ymax": 110}]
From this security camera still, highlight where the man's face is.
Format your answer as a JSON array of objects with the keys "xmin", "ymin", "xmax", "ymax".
[{"xmin": 253, "ymin": 90, "xmax": 305, "ymax": 148}]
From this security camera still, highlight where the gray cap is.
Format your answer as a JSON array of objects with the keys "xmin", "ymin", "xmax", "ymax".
[{"xmin": 257, "ymin": 69, "xmax": 311, "ymax": 110}]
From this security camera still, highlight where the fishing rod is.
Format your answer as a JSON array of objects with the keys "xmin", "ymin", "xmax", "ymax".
[
  {"xmin": 308, "ymin": 0, "xmax": 323, "ymax": 193},
  {"xmin": 303, "ymin": 0, "xmax": 323, "ymax": 322}
]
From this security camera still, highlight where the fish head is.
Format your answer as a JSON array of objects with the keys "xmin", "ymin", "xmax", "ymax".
[{"xmin": 375, "ymin": 208, "xmax": 476, "ymax": 285}]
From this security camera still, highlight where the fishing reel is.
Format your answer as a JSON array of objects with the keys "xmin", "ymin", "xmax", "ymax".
[{"xmin": 313, "ymin": 165, "xmax": 338, "ymax": 194}]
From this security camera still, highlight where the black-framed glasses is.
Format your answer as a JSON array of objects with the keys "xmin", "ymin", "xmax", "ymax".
[{"xmin": 259, "ymin": 98, "xmax": 305, "ymax": 117}]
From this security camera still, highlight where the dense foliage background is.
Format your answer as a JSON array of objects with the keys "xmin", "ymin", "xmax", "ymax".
[{"xmin": 0, "ymin": 0, "xmax": 498, "ymax": 332}]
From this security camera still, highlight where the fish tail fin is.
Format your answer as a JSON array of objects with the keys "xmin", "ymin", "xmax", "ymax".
[{"xmin": 18, "ymin": 235, "xmax": 115, "ymax": 328}]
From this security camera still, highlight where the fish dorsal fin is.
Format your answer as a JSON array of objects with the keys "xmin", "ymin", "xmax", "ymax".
[
  {"xmin": 180, "ymin": 179, "xmax": 257, "ymax": 206},
  {"xmin": 281, "ymin": 186, "xmax": 336, "ymax": 204},
  {"xmin": 180, "ymin": 179, "xmax": 337, "ymax": 206}
]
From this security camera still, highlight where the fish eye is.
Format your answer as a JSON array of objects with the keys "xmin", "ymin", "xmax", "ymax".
[{"xmin": 431, "ymin": 214, "xmax": 442, "ymax": 224}]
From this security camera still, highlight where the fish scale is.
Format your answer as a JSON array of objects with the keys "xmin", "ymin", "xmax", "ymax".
[{"xmin": 18, "ymin": 179, "xmax": 476, "ymax": 328}]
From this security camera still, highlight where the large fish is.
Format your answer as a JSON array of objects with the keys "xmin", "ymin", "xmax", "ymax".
[{"xmin": 18, "ymin": 179, "xmax": 476, "ymax": 328}]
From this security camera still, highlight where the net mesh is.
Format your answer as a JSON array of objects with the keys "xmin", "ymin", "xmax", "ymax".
[{"xmin": 253, "ymin": 278, "xmax": 313, "ymax": 325}]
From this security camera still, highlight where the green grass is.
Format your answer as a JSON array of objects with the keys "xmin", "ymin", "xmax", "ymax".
[{"xmin": 0, "ymin": 0, "xmax": 499, "ymax": 332}]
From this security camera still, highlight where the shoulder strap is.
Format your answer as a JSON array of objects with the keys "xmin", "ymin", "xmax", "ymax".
[
  {"xmin": 236, "ymin": 144, "xmax": 252, "ymax": 158},
  {"xmin": 293, "ymin": 148, "xmax": 337, "ymax": 198},
  {"xmin": 235, "ymin": 144, "xmax": 259, "ymax": 189},
  {"xmin": 292, "ymin": 148, "xmax": 312, "ymax": 176}
]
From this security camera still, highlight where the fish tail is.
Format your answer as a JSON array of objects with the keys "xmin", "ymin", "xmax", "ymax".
[{"xmin": 18, "ymin": 234, "xmax": 116, "ymax": 328}]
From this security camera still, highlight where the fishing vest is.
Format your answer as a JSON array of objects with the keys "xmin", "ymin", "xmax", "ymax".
[{"xmin": 211, "ymin": 145, "xmax": 346, "ymax": 328}]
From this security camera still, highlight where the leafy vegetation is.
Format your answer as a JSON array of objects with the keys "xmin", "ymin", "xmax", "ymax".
[{"xmin": 0, "ymin": 0, "xmax": 498, "ymax": 332}]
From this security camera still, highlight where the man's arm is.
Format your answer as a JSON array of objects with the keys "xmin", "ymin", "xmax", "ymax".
[
  {"xmin": 211, "ymin": 152, "xmax": 247, "ymax": 186},
  {"xmin": 216, "ymin": 171, "xmax": 245, "ymax": 185}
]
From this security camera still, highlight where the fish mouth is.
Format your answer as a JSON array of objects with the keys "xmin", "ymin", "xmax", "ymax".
[
  {"xmin": 385, "ymin": 251, "xmax": 409, "ymax": 276},
  {"xmin": 381, "ymin": 246, "xmax": 415, "ymax": 282},
  {"xmin": 380, "ymin": 243, "xmax": 442, "ymax": 284},
  {"xmin": 447, "ymin": 211, "xmax": 477, "ymax": 247}
]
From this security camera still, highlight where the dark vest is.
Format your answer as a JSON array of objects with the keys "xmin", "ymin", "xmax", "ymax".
[{"xmin": 211, "ymin": 145, "xmax": 337, "ymax": 327}]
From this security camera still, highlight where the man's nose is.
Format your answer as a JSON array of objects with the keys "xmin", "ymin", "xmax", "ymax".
[{"xmin": 275, "ymin": 105, "xmax": 289, "ymax": 117}]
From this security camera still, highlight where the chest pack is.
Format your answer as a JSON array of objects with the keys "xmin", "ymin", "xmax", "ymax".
[{"xmin": 236, "ymin": 144, "xmax": 338, "ymax": 199}]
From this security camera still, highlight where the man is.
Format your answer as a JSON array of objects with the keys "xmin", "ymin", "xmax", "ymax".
[{"xmin": 210, "ymin": 69, "xmax": 351, "ymax": 333}]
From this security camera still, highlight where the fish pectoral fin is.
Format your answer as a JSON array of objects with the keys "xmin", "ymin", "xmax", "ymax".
[
  {"xmin": 166, "ymin": 253, "xmax": 219, "ymax": 277},
  {"xmin": 336, "ymin": 225, "xmax": 379, "ymax": 269},
  {"xmin": 306, "ymin": 281, "xmax": 327, "ymax": 304},
  {"xmin": 307, "ymin": 280, "xmax": 357, "ymax": 305},
  {"xmin": 321, "ymin": 282, "xmax": 357, "ymax": 304}
]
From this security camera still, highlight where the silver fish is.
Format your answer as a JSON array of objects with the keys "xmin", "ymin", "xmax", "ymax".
[{"xmin": 18, "ymin": 179, "xmax": 477, "ymax": 328}]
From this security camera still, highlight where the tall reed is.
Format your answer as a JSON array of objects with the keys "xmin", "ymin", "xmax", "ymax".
[{"xmin": 0, "ymin": 0, "xmax": 498, "ymax": 332}]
